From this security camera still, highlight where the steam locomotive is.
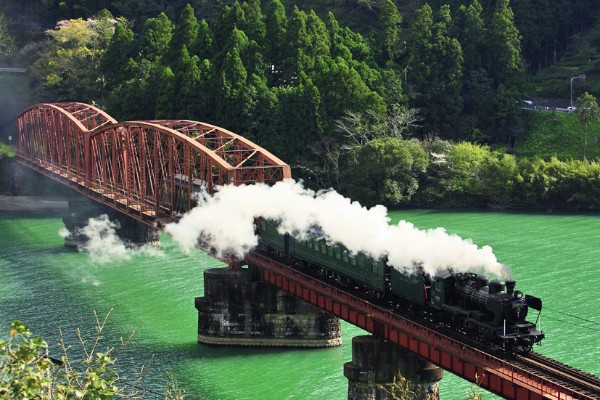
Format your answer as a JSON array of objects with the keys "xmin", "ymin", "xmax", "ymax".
[{"xmin": 255, "ymin": 218, "xmax": 545, "ymax": 354}]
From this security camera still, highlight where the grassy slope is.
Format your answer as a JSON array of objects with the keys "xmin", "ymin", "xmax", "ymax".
[{"xmin": 516, "ymin": 110, "xmax": 600, "ymax": 160}]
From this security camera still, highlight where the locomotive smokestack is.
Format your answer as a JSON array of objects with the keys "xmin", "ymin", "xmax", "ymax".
[
  {"xmin": 505, "ymin": 280, "xmax": 516, "ymax": 295},
  {"xmin": 476, "ymin": 276, "xmax": 488, "ymax": 289}
]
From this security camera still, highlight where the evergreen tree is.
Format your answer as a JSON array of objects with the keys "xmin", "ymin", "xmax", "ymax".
[
  {"xmin": 455, "ymin": 0, "xmax": 494, "ymax": 140},
  {"xmin": 195, "ymin": 58, "xmax": 218, "ymax": 122},
  {"xmin": 454, "ymin": 0, "xmax": 485, "ymax": 72},
  {"xmin": 216, "ymin": 47, "xmax": 252, "ymax": 132},
  {"xmin": 155, "ymin": 66, "xmax": 177, "ymax": 118},
  {"xmin": 282, "ymin": 7, "xmax": 310, "ymax": 80},
  {"xmin": 191, "ymin": 19, "xmax": 215, "ymax": 61},
  {"xmin": 407, "ymin": 4, "xmax": 434, "ymax": 93},
  {"xmin": 164, "ymin": 4, "xmax": 199, "ymax": 68},
  {"xmin": 488, "ymin": 0, "xmax": 524, "ymax": 85},
  {"xmin": 245, "ymin": 73, "xmax": 279, "ymax": 147},
  {"xmin": 324, "ymin": 12, "xmax": 354, "ymax": 63},
  {"xmin": 376, "ymin": 0, "xmax": 403, "ymax": 63},
  {"xmin": 240, "ymin": 0, "xmax": 266, "ymax": 49},
  {"xmin": 314, "ymin": 57, "xmax": 386, "ymax": 129},
  {"xmin": 214, "ymin": 1, "xmax": 245, "ymax": 49},
  {"xmin": 105, "ymin": 57, "xmax": 164, "ymax": 120},
  {"xmin": 408, "ymin": 4, "xmax": 463, "ymax": 137},
  {"xmin": 177, "ymin": 52, "xmax": 202, "ymax": 119},
  {"xmin": 139, "ymin": 12, "xmax": 173, "ymax": 63},
  {"xmin": 171, "ymin": 44, "xmax": 194, "ymax": 118},
  {"xmin": 488, "ymin": 0, "xmax": 525, "ymax": 139},
  {"xmin": 337, "ymin": 24, "xmax": 374, "ymax": 65},
  {"xmin": 276, "ymin": 74, "xmax": 324, "ymax": 164},
  {"xmin": 305, "ymin": 10, "xmax": 331, "ymax": 63},
  {"xmin": 101, "ymin": 22, "xmax": 134, "ymax": 89},
  {"xmin": 264, "ymin": 0, "xmax": 287, "ymax": 85}
]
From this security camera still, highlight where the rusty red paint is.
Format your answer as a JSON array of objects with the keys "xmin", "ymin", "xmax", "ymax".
[
  {"xmin": 17, "ymin": 103, "xmax": 291, "ymax": 226},
  {"xmin": 245, "ymin": 251, "xmax": 595, "ymax": 400}
]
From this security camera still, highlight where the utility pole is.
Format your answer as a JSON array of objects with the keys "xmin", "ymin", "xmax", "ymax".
[{"xmin": 570, "ymin": 74, "xmax": 586, "ymax": 110}]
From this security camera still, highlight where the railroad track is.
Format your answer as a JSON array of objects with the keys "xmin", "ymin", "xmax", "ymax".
[{"xmin": 516, "ymin": 352, "xmax": 600, "ymax": 398}]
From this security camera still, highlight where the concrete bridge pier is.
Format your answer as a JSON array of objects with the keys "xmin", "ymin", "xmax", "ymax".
[
  {"xmin": 344, "ymin": 335, "xmax": 444, "ymax": 400},
  {"xmin": 62, "ymin": 199, "xmax": 159, "ymax": 248},
  {"xmin": 195, "ymin": 266, "xmax": 342, "ymax": 347}
]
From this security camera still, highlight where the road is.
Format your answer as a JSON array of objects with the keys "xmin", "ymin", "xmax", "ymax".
[{"xmin": 0, "ymin": 68, "xmax": 26, "ymax": 73}]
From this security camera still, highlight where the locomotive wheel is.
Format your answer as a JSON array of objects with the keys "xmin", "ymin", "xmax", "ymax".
[{"xmin": 518, "ymin": 344, "xmax": 533, "ymax": 354}]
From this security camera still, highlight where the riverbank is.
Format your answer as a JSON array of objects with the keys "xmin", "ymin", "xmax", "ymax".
[{"xmin": 0, "ymin": 196, "xmax": 68, "ymax": 211}]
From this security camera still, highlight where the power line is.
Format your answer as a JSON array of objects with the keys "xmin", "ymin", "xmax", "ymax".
[
  {"xmin": 545, "ymin": 306, "xmax": 599, "ymax": 326},
  {"xmin": 542, "ymin": 307, "xmax": 600, "ymax": 333}
]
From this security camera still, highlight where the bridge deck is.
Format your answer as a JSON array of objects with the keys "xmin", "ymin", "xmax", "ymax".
[{"xmin": 245, "ymin": 251, "xmax": 599, "ymax": 400}]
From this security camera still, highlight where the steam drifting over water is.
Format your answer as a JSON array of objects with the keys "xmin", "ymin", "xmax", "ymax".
[
  {"xmin": 59, "ymin": 214, "xmax": 163, "ymax": 264},
  {"xmin": 165, "ymin": 179, "xmax": 510, "ymax": 278}
]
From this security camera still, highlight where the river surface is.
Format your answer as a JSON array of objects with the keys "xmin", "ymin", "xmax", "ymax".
[{"xmin": 0, "ymin": 208, "xmax": 598, "ymax": 399}]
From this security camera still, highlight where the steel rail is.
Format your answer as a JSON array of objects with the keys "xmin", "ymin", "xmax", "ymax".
[{"xmin": 245, "ymin": 250, "xmax": 598, "ymax": 400}]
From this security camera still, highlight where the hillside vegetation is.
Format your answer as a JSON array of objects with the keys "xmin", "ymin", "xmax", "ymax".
[
  {"xmin": 518, "ymin": 111, "xmax": 600, "ymax": 160},
  {"xmin": 1, "ymin": 0, "xmax": 600, "ymax": 211}
]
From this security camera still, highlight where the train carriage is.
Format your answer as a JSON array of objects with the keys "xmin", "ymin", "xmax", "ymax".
[
  {"xmin": 254, "ymin": 217, "xmax": 544, "ymax": 354},
  {"xmin": 256, "ymin": 217, "xmax": 388, "ymax": 293}
]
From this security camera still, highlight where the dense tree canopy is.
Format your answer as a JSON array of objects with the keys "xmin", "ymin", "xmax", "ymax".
[{"xmin": 5, "ymin": 0, "xmax": 600, "ymax": 209}]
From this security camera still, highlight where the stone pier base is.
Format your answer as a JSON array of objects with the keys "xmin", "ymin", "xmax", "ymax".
[
  {"xmin": 62, "ymin": 199, "xmax": 159, "ymax": 247},
  {"xmin": 344, "ymin": 335, "xmax": 443, "ymax": 400},
  {"xmin": 195, "ymin": 267, "xmax": 342, "ymax": 347}
]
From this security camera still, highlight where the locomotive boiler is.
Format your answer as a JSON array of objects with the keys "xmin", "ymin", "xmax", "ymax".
[{"xmin": 255, "ymin": 217, "xmax": 544, "ymax": 353}]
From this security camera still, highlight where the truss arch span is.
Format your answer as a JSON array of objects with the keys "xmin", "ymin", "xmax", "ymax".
[{"xmin": 16, "ymin": 103, "xmax": 291, "ymax": 225}]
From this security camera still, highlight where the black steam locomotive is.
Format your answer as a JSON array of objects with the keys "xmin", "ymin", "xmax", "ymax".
[{"xmin": 255, "ymin": 218, "xmax": 545, "ymax": 354}]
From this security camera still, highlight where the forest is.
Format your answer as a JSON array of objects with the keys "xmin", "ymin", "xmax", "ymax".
[{"xmin": 2, "ymin": 0, "xmax": 600, "ymax": 210}]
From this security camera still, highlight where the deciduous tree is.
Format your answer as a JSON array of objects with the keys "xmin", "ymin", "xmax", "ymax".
[
  {"xmin": 340, "ymin": 137, "xmax": 428, "ymax": 207},
  {"xmin": 576, "ymin": 92, "xmax": 600, "ymax": 160},
  {"xmin": 0, "ymin": 13, "xmax": 16, "ymax": 58},
  {"xmin": 29, "ymin": 11, "xmax": 115, "ymax": 102}
]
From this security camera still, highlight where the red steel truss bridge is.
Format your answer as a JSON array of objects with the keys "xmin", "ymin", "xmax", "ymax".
[
  {"xmin": 16, "ymin": 102, "xmax": 291, "ymax": 225},
  {"xmin": 16, "ymin": 102, "xmax": 600, "ymax": 400}
]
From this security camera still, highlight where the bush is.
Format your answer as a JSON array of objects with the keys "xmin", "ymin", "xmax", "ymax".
[{"xmin": 0, "ymin": 312, "xmax": 187, "ymax": 399}]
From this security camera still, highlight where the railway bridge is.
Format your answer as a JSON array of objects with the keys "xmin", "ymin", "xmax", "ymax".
[{"xmin": 15, "ymin": 103, "xmax": 600, "ymax": 400}]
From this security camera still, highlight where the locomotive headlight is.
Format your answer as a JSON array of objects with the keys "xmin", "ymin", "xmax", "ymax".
[{"xmin": 515, "ymin": 290, "xmax": 523, "ymax": 299}]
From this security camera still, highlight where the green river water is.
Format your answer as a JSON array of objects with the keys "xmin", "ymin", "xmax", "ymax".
[{"xmin": 0, "ymin": 208, "xmax": 598, "ymax": 399}]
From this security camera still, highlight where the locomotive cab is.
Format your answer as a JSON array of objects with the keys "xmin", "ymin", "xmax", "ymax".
[{"xmin": 429, "ymin": 269, "xmax": 454, "ymax": 309}]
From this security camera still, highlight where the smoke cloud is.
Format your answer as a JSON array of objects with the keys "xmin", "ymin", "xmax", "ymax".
[
  {"xmin": 165, "ymin": 179, "xmax": 510, "ymax": 278},
  {"xmin": 59, "ymin": 214, "xmax": 163, "ymax": 264}
]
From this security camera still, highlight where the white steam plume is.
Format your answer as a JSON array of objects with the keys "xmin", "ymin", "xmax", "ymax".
[
  {"xmin": 165, "ymin": 179, "xmax": 509, "ymax": 278},
  {"xmin": 59, "ymin": 214, "xmax": 163, "ymax": 264}
]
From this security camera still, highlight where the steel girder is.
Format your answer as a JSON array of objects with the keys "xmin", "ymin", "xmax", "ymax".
[
  {"xmin": 246, "ymin": 251, "xmax": 596, "ymax": 400},
  {"xmin": 16, "ymin": 103, "xmax": 291, "ymax": 225}
]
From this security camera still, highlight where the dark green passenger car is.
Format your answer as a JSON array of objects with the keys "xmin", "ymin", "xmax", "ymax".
[{"xmin": 256, "ymin": 218, "xmax": 388, "ymax": 293}]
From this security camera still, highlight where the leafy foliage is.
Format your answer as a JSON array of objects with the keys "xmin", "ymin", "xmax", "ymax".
[
  {"xmin": 28, "ymin": 12, "xmax": 116, "ymax": 101},
  {"xmin": 0, "ymin": 143, "xmax": 15, "ymax": 158},
  {"xmin": 0, "ymin": 313, "xmax": 187, "ymax": 399},
  {"xmin": 518, "ymin": 111, "xmax": 600, "ymax": 160},
  {"xmin": 8, "ymin": 0, "xmax": 600, "ymax": 210},
  {"xmin": 340, "ymin": 137, "xmax": 428, "ymax": 207},
  {"xmin": 0, "ymin": 13, "xmax": 16, "ymax": 58},
  {"xmin": 576, "ymin": 92, "xmax": 600, "ymax": 159}
]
